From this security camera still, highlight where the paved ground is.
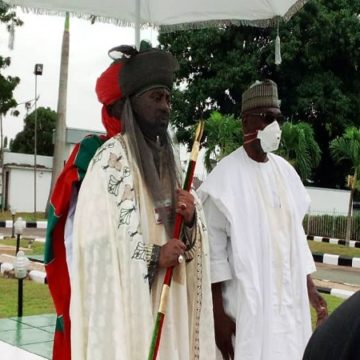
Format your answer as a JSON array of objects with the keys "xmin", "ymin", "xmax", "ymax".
[
  {"xmin": 312, "ymin": 262, "xmax": 360, "ymax": 291},
  {"xmin": 0, "ymin": 315, "xmax": 55, "ymax": 359},
  {"xmin": 0, "ymin": 231, "xmax": 50, "ymax": 359}
]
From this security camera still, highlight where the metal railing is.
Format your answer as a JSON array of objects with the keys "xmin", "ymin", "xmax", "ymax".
[{"xmin": 304, "ymin": 210, "xmax": 360, "ymax": 241}]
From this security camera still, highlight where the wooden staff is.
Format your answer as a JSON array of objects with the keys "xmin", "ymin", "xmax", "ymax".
[{"xmin": 148, "ymin": 120, "xmax": 205, "ymax": 360}]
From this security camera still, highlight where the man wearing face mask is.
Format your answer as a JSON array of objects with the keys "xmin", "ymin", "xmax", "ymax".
[
  {"xmin": 46, "ymin": 43, "xmax": 215, "ymax": 360},
  {"xmin": 198, "ymin": 79, "xmax": 327, "ymax": 360}
]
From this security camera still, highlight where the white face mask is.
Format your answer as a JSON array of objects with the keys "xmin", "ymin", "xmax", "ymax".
[{"xmin": 256, "ymin": 121, "xmax": 282, "ymax": 153}]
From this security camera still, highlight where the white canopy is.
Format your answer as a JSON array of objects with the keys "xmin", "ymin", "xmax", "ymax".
[{"xmin": 4, "ymin": 0, "xmax": 308, "ymax": 29}]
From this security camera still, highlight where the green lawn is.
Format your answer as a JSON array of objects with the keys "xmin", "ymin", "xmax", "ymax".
[
  {"xmin": 310, "ymin": 293, "xmax": 344, "ymax": 329},
  {"xmin": 308, "ymin": 240, "xmax": 360, "ymax": 258},
  {"xmin": 0, "ymin": 277, "xmax": 55, "ymax": 318},
  {"xmin": 1, "ymin": 238, "xmax": 45, "ymax": 255},
  {"xmin": 0, "ymin": 211, "xmax": 46, "ymax": 222},
  {"xmin": 307, "ymin": 241, "xmax": 352, "ymax": 325}
]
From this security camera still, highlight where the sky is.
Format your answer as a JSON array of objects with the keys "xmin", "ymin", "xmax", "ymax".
[
  {"xmin": 0, "ymin": 9, "xmax": 159, "ymax": 140},
  {"xmin": 0, "ymin": 8, "xmax": 208, "ymax": 179}
]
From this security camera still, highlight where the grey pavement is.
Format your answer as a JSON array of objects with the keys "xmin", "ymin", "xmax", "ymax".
[{"xmin": 313, "ymin": 262, "xmax": 360, "ymax": 287}]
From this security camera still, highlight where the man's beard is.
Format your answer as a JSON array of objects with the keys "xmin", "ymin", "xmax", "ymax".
[
  {"xmin": 121, "ymin": 98, "xmax": 181, "ymax": 236},
  {"xmin": 136, "ymin": 112, "xmax": 169, "ymax": 141}
]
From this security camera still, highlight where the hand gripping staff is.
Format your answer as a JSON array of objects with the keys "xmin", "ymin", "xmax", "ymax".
[{"xmin": 148, "ymin": 120, "xmax": 205, "ymax": 360}]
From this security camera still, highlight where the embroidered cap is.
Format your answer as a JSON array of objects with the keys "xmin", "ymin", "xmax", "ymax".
[
  {"xmin": 241, "ymin": 79, "xmax": 280, "ymax": 113},
  {"xmin": 120, "ymin": 48, "xmax": 179, "ymax": 97},
  {"xmin": 96, "ymin": 45, "xmax": 179, "ymax": 104}
]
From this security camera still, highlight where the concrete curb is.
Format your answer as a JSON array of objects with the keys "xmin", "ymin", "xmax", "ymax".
[
  {"xmin": 312, "ymin": 252, "xmax": 360, "ymax": 268},
  {"xmin": 316, "ymin": 286, "xmax": 355, "ymax": 300},
  {"xmin": 0, "ymin": 221, "xmax": 47, "ymax": 229},
  {"xmin": 308, "ymin": 235, "xmax": 360, "ymax": 248}
]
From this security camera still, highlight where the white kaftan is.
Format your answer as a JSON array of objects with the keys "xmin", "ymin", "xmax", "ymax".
[
  {"xmin": 70, "ymin": 134, "xmax": 216, "ymax": 360},
  {"xmin": 198, "ymin": 146, "xmax": 315, "ymax": 360}
]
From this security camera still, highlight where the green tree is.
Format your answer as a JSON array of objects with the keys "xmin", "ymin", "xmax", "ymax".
[
  {"xmin": 277, "ymin": 122, "xmax": 321, "ymax": 181},
  {"xmin": 0, "ymin": 2, "xmax": 22, "ymax": 211},
  {"xmin": 330, "ymin": 127, "xmax": 360, "ymax": 243},
  {"xmin": 159, "ymin": 0, "xmax": 360, "ymax": 187},
  {"xmin": 160, "ymin": 26, "xmax": 266, "ymax": 145},
  {"xmin": 203, "ymin": 111, "xmax": 242, "ymax": 172},
  {"xmin": 201, "ymin": 111, "xmax": 320, "ymax": 181},
  {"xmin": 11, "ymin": 107, "xmax": 57, "ymax": 156},
  {"xmin": 0, "ymin": 2, "xmax": 22, "ymax": 115}
]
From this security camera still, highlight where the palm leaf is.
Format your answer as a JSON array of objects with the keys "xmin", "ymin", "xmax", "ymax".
[{"xmin": 277, "ymin": 121, "xmax": 321, "ymax": 181}]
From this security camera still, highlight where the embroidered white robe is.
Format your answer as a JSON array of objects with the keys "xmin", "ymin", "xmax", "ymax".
[
  {"xmin": 198, "ymin": 146, "xmax": 316, "ymax": 360},
  {"xmin": 70, "ymin": 134, "xmax": 216, "ymax": 360}
]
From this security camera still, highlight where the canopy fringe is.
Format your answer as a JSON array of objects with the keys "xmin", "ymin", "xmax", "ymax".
[
  {"xmin": 9, "ymin": 0, "xmax": 310, "ymax": 32},
  {"xmin": 161, "ymin": 0, "xmax": 310, "ymax": 33},
  {"xmin": 160, "ymin": 18, "xmax": 278, "ymax": 33},
  {"xmin": 18, "ymin": 6, "xmax": 152, "ymax": 28}
]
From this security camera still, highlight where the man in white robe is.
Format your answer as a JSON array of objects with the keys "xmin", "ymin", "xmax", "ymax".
[
  {"xmin": 70, "ymin": 44, "xmax": 215, "ymax": 360},
  {"xmin": 198, "ymin": 80, "xmax": 327, "ymax": 360}
]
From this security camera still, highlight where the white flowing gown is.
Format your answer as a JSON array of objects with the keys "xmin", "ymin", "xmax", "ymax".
[{"xmin": 199, "ymin": 146, "xmax": 315, "ymax": 360}]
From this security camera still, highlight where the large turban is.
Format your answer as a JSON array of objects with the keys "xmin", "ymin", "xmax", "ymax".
[{"xmin": 95, "ymin": 47, "xmax": 178, "ymax": 138}]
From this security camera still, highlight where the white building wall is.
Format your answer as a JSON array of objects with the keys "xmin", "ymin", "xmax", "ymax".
[
  {"xmin": 4, "ymin": 152, "xmax": 53, "ymax": 168},
  {"xmin": 306, "ymin": 186, "xmax": 350, "ymax": 215},
  {"xmin": 7, "ymin": 167, "xmax": 52, "ymax": 212}
]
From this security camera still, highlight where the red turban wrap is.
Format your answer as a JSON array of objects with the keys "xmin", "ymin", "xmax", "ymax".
[
  {"xmin": 96, "ymin": 62, "xmax": 123, "ymax": 105},
  {"xmin": 95, "ymin": 61, "xmax": 123, "ymax": 138}
]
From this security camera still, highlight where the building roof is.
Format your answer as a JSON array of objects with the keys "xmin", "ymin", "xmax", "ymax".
[
  {"xmin": 3, "ymin": 152, "xmax": 52, "ymax": 169},
  {"xmin": 65, "ymin": 127, "xmax": 105, "ymax": 145}
]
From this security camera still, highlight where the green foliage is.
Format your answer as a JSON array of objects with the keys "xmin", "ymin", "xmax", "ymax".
[
  {"xmin": 329, "ymin": 127, "xmax": 360, "ymax": 240},
  {"xmin": 10, "ymin": 107, "xmax": 57, "ymax": 156},
  {"xmin": 0, "ymin": 2, "xmax": 22, "ymax": 115},
  {"xmin": 330, "ymin": 127, "xmax": 360, "ymax": 176},
  {"xmin": 277, "ymin": 122, "xmax": 321, "ymax": 181},
  {"xmin": 203, "ymin": 111, "xmax": 242, "ymax": 171},
  {"xmin": 200, "ymin": 110, "xmax": 321, "ymax": 180},
  {"xmin": 159, "ymin": 0, "xmax": 360, "ymax": 187},
  {"xmin": 0, "ymin": 56, "xmax": 19, "ymax": 115},
  {"xmin": 160, "ymin": 26, "xmax": 269, "ymax": 146}
]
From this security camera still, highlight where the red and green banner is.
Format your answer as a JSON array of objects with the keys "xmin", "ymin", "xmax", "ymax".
[{"xmin": 45, "ymin": 135, "xmax": 106, "ymax": 360}]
